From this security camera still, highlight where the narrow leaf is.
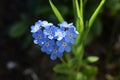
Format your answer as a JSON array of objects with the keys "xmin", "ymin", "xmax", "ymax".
[
  {"xmin": 75, "ymin": 0, "xmax": 84, "ymax": 32},
  {"xmin": 88, "ymin": 0, "xmax": 105, "ymax": 28},
  {"xmin": 75, "ymin": 0, "xmax": 81, "ymax": 19},
  {"xmin": 73, "ymin": 0, "xmax": 77, "ymax": 27},
  {"xmin": 80, "ymin": 0, "xmax": 83, "ymax": 18},
  {"xmin": 49, "ymin": 0, "xmax": 64, "ymax": 23}
]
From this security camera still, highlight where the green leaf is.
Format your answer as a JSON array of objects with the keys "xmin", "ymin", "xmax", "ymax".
[
  {"xmin": 80, "ymin": 0, "xmax": 83, "ymax": 18},
  {"xmin": 87, "ymin": 56, "xmax": 99, "ymax": 63},
  {"xmin": 75, "ymin": 0, "xmax": 84, "ymax": 32},
  {"xmin": 75, "ymin": 43, "xmax": 84, "ymax": 56},
  {"xmin": 75, "ymin": 0, "xmax": 81, "ymax": 19},
  {"xmin": 9, "ymin": 22, "xmax": 26, "ymax": 38},
  {"xmin": 72, "ymin": 0, "xmax": 79, "ymax": 29},
  {"xmin": 49, "ymin": 0, "xmax": 64, "ymax": 23},
  {"xmin": 83, "ymin": 65, "xmax": 98, "ymax": 80},
  {"xmin": 68, "ymin": 59, "xmax": 78, "ymax": 68},
  {"xmin": 53, "ymin": 64, "xmax": 70, "ymax": 74},
  {"xmin": 88, "ymin": 0, "xmax": 105, "ymax": 28},
  {"xmin": 74, "ymin": 0, "xmax": 84, "ymax": 45},
  {"xmin": 76, "ymin": 72, "xmax": 87, "ymax": 80}
]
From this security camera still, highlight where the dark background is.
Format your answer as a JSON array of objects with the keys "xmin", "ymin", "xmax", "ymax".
[{"xmin": 0, "ymin": 0, "xmax": 120, "ymax": 80}]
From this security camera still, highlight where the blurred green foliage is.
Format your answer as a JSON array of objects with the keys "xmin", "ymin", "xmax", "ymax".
[
  {"xmin": 107, "ymin": 0, "xmax": 120, "ymax": 15},
  {"xmin": 9, "ymin": 22, "xmax": 26, "ymax": 38}
]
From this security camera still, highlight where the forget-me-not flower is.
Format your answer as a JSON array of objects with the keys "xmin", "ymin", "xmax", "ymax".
[
  {"xmin": 32, "ymin": 29, "xmax": 45, "ymax": 45},
  {"xmin": 41, "ymin": 39, "xmax": 55, "ymax": 54},
  {"xmin": 41, "ymin": 21, "xmax": 53, "ymax": 28},
  {"xmin": 31, "ymin": 21, "xmax": 42, "ymax": 33},
  {"xmin": 65, "ymin": 27, "xmax": 78, "ymax": 44},
  {"xmin": 56, "ymin": 39, "xmax": 71, "ymax": 53},
  {"xmin": 50, "ymin": 46, "xmax": 63, "ymax": 60},
  {"xmin": 44, "ymin": 26, "xmax": 57, "ymax": 39},
  {"xmin": 31, "ymin": 20, "xmax": 78, "ymax": 60},
  {"xmin": 58, "ymin": 21, "xmax": 73, "ymax": 28},
  {"xmin": 55, "ymin": 28, "xmax": 66, "ymax": 40}
]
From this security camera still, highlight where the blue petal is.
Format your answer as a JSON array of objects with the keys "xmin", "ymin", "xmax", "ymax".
[
  {"xmin": 50, "ymin": 54, "xmax": 57, "ymax": 60},
  {"xmin": 35, "ymin": 20, "xmax": 42, "ymax": 26},
  {"xmin": 60, "ymin": 21, "xmax": 67, "ymax": 26},
  {"xmin": 73, "ymin": 33, "xmax": 77, "ymax": 38},
  {"xmin": 43, "ymin": 28, "xmax": 49, "ymax": 35},
  {"xmin": 57, "ymin": 36, "xmax": 63, "ymax": 41},
  {"xmin": 68, "ymin": 27, "xmax": 74, "ymax": 32},
  {"xmin": 60, "ymin": 27, "xmax": 65, "ymax": 31},
  {"xmin": 37, "ymin": 30, "xmax": 42, "ymax": 34},
  {"xmin": 65, "ymin": 46, "xmax": 71, "ymax": 52},
  {"xmin": 58, "ymin": 46, "xmax": 64, "ymax": 53},
  {"xmin": 49, "ymin": 40, "xmax": 55, "ymax": 46},
  {"xmin": 38, "ymin": 40, "xmax": 44, "ymax": 46},
  {"xmin": 70, "ymin": 39, "xmax": 75, "ymax": 44},
  {"xmin": 65, "ymin": 37, "xmax": 71, "ymax": 43},
  {"xmin": 47, "ymin": 46, "xmax": 54, "ymax": 52},
  {"xmin": 48, "ymin": 35, "xmax": 53, "ymax": 39},
  {"xmin": 31, "ymin": 25, "xmax": 34, "ymax": 30},
  {"xmin": 41, "ymin": 46, "xmax": 46, "ymax": 52},
  {"xmin": 42, "ymin": 21, "xmax": 53, "ymax": 27},
  {"xmin": 46, "ymin": 51, "xmax": 51, "ymax": 54},
  {"xmin": 55, "ymin": 29, "xmax": 66, "ymax": 41},
  {"xmin": 32, "ymin": 33, "xmax": 37, "ymax": 38},
  {"xmin": 56, "ymin": 41, "xmax": 62, "ymax": 46},
  {"xmin": 33, "ymin": 40, "xmax": 38, "ymax": 44},
  {"xmin": 57, "ymin": 52, "xmax": 63, "ymax": 58}
]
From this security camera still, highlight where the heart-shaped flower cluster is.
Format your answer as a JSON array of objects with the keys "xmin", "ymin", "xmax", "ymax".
[{"xmin": 31, "ymin": 20, "xmax": 79, "ymax": 60}]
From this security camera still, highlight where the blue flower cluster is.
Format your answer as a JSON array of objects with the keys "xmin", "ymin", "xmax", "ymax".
[{"xmin": 31, "ymin": 20, "xmax": 78, "ymax": 60}]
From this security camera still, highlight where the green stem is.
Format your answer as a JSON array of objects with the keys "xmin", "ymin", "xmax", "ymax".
[
  {"xmin": 75, "ymin": 22, "xmax": 89, "ymax": 75},
  {"xmin": 76, "ymin": 43, "xmax": 84, "ymax": 70}
]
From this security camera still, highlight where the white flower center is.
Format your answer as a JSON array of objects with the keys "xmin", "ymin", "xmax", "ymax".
[
  {"xmin": 62, "ymin": 42, "xmax": 67, "ymax": 47},
  {"xmin": 53, "ymin": 49, "xmax": 57, "ymax": 54},
  {"xmin": 38, "ymin": 34, "xmax": 41, "ymax": 39},
  {"xmin": 34, "ymin": 26, "xmax": 39, "ymax": 31},
  {"xmin": 45, "ymin": 42, "xmax": 49, "ymax": 47},
  {"xmin": 48, "ymin": 30, "xmax": 52, "ymax": 34},
  {"xmin": 58, "ymin": 32, "xmax": 62, "ymax": 37},
  {"xmin": 68, "ymin": 34, "xmax": 72, "ymax": 38}
]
